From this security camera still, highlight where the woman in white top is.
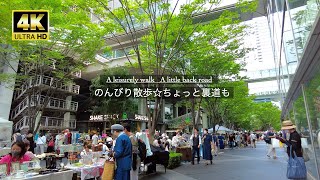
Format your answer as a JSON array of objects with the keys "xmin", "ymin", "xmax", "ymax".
[
  {"xmin": 36, "ymin": 133, "xmax": 46, "ymax": 155},
  {"xmin": 99, "ymin": 143, "xmax": 110, "ymax": 155},
  {"xmin": 80, "ymin": 144, "xmax": 93, "ymax": 156}
]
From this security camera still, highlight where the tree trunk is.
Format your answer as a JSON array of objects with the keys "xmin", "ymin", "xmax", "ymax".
[
  {"xmin": 195, "ymin": 96, "xmax": 203, "ymax": 126},
  {"xmin": 191, "ymin": 97, "xmax": 196, "ymax": 129}
]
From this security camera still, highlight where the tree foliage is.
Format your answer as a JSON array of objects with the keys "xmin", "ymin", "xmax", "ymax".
[
  {"xmin": 78, "ymin": 0, "xmax": 258, "ymax": 135},
  {"xmin": 89, "ymin": 67, "xmax": 138, "ymax": 115},
  {"xmin": 0, "ymin": 0, "xmax": 105, "ymax": 133}
]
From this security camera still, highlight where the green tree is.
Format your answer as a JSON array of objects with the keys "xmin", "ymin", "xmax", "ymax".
[
  {"xmin": 202, "ymin": 81, "xmax": 255, "ymax": 131},
  {"xmin": 0, "ymin": 0, "xmax": 105, "ymax": 133},
  {"xmin": 251, "ymin": 102, "xmax": 281, "ymax": 131},
  {"xmin": 89, "ymin": 67, "xmax": 138, "ymax": 115},
  {"xmin": 78, "ymin": 0, "xmax": 258, "ymax": 136}
]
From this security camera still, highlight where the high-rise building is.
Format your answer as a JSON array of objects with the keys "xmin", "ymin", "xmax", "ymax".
[
  {"xmin": 267, "ymin": 0, "xmax": 320, "ymax": 179},
  {"xmin": 240, "ymin": 16, "xmax": 296, "ymax": 104}
]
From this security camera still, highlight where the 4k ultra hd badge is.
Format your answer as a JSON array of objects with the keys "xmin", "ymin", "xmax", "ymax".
[{"xmin": 12, "ymin": 10, "xmax": 49, "ymax": 40}]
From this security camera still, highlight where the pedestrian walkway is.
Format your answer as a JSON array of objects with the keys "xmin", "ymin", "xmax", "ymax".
[{"xmin": 140, "ymin": 141, "xmax": 288, "ymax": 180}]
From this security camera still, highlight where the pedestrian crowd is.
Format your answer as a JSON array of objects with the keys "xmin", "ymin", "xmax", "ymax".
[{"xmin": 0, "ymin": 119, "xmax": 308, "ymax": 179}]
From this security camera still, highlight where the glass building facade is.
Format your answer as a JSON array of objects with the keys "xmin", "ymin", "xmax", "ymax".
[{"xmin": 267, "ymin": 0, "xmax": 320, "ymax": 179}]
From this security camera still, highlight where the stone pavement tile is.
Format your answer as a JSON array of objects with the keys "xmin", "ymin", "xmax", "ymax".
[
  {"xmin": 142, "ymin": 142, "xmax": 289, "ymax": 180},
  {"xmin": 139, "ymin": 166, "xmax": 196, "ymax": 180}
]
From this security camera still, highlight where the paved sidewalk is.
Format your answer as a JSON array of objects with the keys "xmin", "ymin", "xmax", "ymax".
[{"xmin": 140, "ymin": 142, "xmax": 289, "ymax": 180}]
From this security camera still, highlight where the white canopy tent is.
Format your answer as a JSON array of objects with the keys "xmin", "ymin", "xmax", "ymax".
[
  {"xmin": 0, "ymin": 117, "xmax": 13, "ymax": 147},
  {"xmin": 208, "ymin": 125, "xmax": 233, "ymax": 134}
]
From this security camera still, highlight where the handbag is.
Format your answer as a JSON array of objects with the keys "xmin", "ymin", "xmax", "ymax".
[
  {"xmin": 287, "ymin": 146, "xmax": 307, "ymax": 179},
  {"xmin": 301, "ymin": 138, "xmax": 308, "ymax": 148},
  {"xmin": 102, "ymin": 160, "xmax": 115, "ymax": 180},
  {"xmin": 302, "ymin": 149, "xmax": 310, "ymax": 162},
  {"xmin": 271, "ymin": 138, "xmax": 280, "ymax": 148}
]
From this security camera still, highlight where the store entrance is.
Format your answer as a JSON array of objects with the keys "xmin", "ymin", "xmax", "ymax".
[{"xmin": 88, "ymin": 122, "xmax": 104, "ymax": 134}]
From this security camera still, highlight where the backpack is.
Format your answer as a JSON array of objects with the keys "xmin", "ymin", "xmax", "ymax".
[{"xmin": 138, "ymin": 139, "xmax": 147, "ymax": 162}]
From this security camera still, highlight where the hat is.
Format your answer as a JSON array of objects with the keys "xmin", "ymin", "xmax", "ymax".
[
  {"xmin": 281, "ymin": 120, "xmax": 296, "ymax": 130},
  {"xmin": 111, "ymin": 124, "xmax": 124, "ymax": 131}
]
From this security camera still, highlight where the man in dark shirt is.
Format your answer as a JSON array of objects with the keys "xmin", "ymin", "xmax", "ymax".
[
  {"xmin": 190, "ymin": 128, "xmax": 201, "ymax": 165},
  {"xmin": 229, "ymin": 134, "xmax": 235, "ymax": 149},
  {"xmin": 266, "ymin": 127, "xmax": 277, "ymax": 159}
]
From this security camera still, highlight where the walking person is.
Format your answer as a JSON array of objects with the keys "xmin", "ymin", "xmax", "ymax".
[
  {"xmin": 202, "ymin": 129, "xmax": 213, "ymax": 165},
  {"xmin": 229, "ymin": 133, "xmax": 235, "ymax": 149},
  {"xmin": 250, "ymin": 132, "xmax": 257, "ymax": 148},
  {"xmin": 247, "ymin": 133, "xmax": 251, "ymax": 147},
  {"xmin": 111, "ymin": 124, "xmax": 132, "ymax": 180},
  {"xmin": 92, "ymin": 132, "xmax": 99, "ymax": 146},
  {"xmin": 36, "ymin": 132, "xmax": 46, "ymax": 155},
  {"xmin": 276, "ymin": 120, "xmax": 307, "ymax": 179},
  {"xmin": 235, "ymin": 133, "xmax": 241, "ymax": 149},
  {"xmin": 47, "ymin": 134, "xmax": 55, "ymax": 153},
  {"xmin": 55, "ymin": 131, "xmax": 64, "ymax": 153},
  {"xmin": 212, "ymin": 133, "xmax": 218, "ymax": 156},
  {"xmin": 218, "ymin": 134, "xmax": 225, "ymax": 149},
  {"xmin": 266, "ymin": 127, "xmax": 277, "ymax": 159},
  {"xmin": 190, "ymin": 128, "xmax": 201, "ymax": 165},
  {"xmin": 124, "ymin": 124, "xmax": 139, "ymax": 180},
  {"xmin": 26, "ymin": 130, "xmax": 35, "ymax": 153}
]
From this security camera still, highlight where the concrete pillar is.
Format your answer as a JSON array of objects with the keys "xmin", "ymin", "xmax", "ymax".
[
  {"xmin": 64, "ymin": 96, "xmax": 72, "ymax": 128},
  {"xmin": 161, "ymin": 124, "xmax": 166, "ymax": 134},
  {"xmin": 174, "ymin": 104, "xmax": 178, "ymax": 118},
  {"xmin": 138, "ymin": 98, "xmax": 147, "ymax": 130},
  {"xmin": 0, "ymin": 45, "xmax": 18, "ymax": 121},
  {"xmin": 202, "ymin": 112, "xmax": 208, "ymax": 129}
]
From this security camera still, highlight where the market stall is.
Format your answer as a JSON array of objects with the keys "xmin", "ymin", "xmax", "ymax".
[
  {"xmin": 176, "ymin": 147, "xmax": 192, "ymax": 161},
  {"xmin": 65, "ymin": 157, "xmax": 106, "ymax": 180}
]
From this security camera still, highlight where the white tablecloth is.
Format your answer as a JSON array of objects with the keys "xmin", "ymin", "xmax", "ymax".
[
  {"xmin": 23, "ymin": 170, "xmax": 73, "ymax": 180},
  {"xmin": 66, "ymin": 164, "xmax": 104, "ymax": 180}
]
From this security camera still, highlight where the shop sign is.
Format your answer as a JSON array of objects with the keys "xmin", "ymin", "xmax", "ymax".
[
  {"xmin": 135, "ymin": 114, "xmax": 148, "ymax": 121},
  {"xmin": 90, "ymin": 114, "xmax": 119, "ymax": 121}
]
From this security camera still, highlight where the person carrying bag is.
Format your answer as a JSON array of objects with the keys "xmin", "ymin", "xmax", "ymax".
[{"xmin": 276, "ymin": 120, "xmax": 307, "ymax": 179}]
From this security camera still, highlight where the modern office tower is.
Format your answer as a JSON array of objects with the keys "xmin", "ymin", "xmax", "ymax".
[
  {"xmin": 240, "ymin": 16, "xmax": 296, "ymax": 105},
  {"xmin": 266, "ymin": 0, "xmax": 320, "ymax": 179}
]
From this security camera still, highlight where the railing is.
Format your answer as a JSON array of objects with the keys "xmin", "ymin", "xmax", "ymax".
[
  {"xmin": 11, "ymin": 95, "xmax": 78, "ymax": 120},
  {"xmin": 14, "ymin": 116, "xmax": 77, "ymax": 130},
  {"xmin": 14, "ymin": 75, "xmax": 80, "ymax": 101},
  {"xmin": 14, "ymin": 116, "xmax": 28, "ymax": 131},
  {"xmin": 253, "ymin": 90, "xmax": 284, "ymax": 96},
  {"xmin": 11, "ymin": 97, "xmax": 29, "ymax": 120}
]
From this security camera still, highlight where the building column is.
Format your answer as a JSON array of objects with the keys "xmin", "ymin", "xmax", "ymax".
[
  {"xmin": 173, "ymin": 104, "xmax": 179, "ymax": 118},
  {"xmin": 64, "ymin": 96, "xmax": 72, "ymax": 128},
  {"xmin": 0, "ymin": 45, "xmax": 19, "ymax": 121},
  {"xmin": 202, "ymin": 112, "xmax": 208, "ymax": 129},
  {"xmin": 138, "ymin": 98, "xmax": 147, "ymax": 130}
]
